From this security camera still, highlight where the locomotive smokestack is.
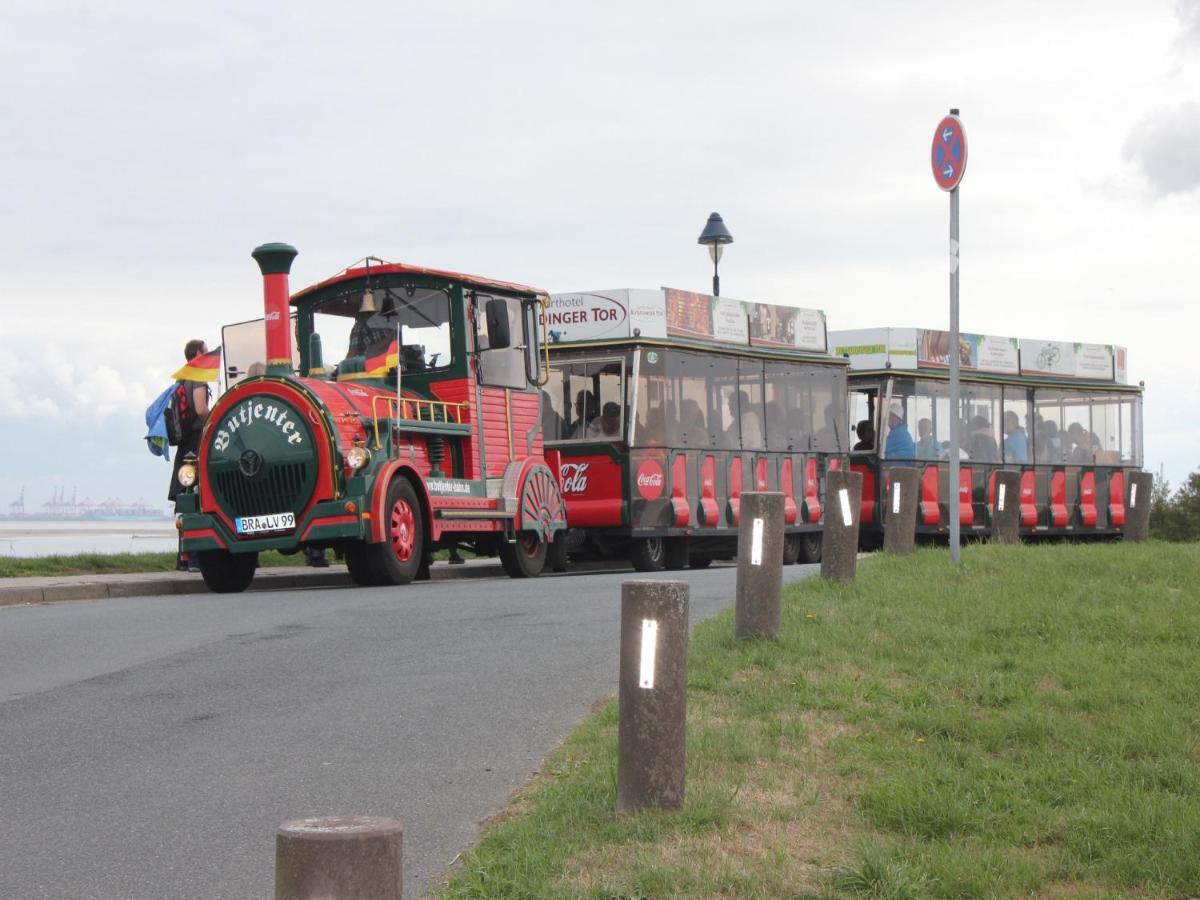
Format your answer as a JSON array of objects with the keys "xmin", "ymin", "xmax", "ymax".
[{"xmin": 251, "ymin": 242, "xmax": 299, "ymax": 375}]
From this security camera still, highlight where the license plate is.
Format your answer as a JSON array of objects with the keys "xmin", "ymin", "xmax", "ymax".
[{"xmin": 236, "ymin": 512, "xmax": 295, "ymax": 535}]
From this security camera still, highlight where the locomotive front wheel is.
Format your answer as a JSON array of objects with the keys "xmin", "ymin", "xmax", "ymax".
[
  {"xmin": 799, "ymin": 531, "xmax": 823, "ymax": 564},
  {"xmin": 197, "ymin": 549, "xmax": 258, "ymax": 594},
  {"xmin": 344, "ymin": 543, "xmax": 380, "ymax": 587},
  {"xmin": 782, "ymin": 533, "xmax": 802, "ymax": 566},
  {"xmin": 630, "ymin": 536, "xmax": 666, "ymax": 572},
  {"xmin": 499, "ymin": 531, "xmax": 546, "ymax": 578},
  {"xmin": 366, "ymin": 479, "xmax": 425, "ymax": 585}
]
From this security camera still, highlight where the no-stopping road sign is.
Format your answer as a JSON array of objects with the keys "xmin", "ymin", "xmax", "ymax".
[{"xmin": 931, "ymin": 113, "xmax": 967, "ymax": 191}]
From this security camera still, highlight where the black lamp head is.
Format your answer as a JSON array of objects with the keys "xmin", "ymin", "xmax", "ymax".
[{"xmin": 697, "ymin": 212, "xmax": 734, "ymax": 246}]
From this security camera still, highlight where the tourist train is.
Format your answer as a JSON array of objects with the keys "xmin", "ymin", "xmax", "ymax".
[{"xmin": 172, "ymin": 244, "xmax": 1143, "ymax": 592}]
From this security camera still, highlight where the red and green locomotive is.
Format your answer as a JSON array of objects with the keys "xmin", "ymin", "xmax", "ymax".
[{"xmin": 174, "ymin": 243, "xmax": 566, "ymax": 592}]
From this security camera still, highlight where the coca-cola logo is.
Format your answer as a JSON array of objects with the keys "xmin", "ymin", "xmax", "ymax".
[
  {"xmin": 636, "ymin": 460, "xmax": 665, "ymax": 500},
  {"xmin": 560, "ymin": 462, "xmax": 590, "ymax": 494}
]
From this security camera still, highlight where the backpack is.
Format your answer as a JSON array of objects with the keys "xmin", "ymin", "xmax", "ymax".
[{"xmin": 166, "ymin": 382, "xmax": 196, "ymax": 446}]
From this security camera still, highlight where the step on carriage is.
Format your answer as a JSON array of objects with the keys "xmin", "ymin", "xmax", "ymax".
[
  {"xmin": 542, "ymin": 287, "xmax": 848, "ymax": 571},
  {"xmin": 174, "ymin": 243, "xmax": 566, "ymax": 592},
  {"xmin": 828, "ymin": 327, "xmax": 1143, "ymax": 544}
]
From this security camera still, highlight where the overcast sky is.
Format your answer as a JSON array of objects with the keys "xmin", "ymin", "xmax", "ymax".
[{"xmin": 1, "ymin": 0, "xmax": 1197, "ymax": 512}]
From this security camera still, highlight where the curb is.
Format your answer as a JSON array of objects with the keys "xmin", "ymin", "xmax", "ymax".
[{"xmin": 0, "ymin": 559, "xmax": 507, "ymax": 608}]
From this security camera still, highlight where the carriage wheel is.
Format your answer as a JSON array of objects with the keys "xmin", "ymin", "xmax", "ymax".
[{"xmin": 630, "ymin": 536, "xmax": 666, "ymax": 572}]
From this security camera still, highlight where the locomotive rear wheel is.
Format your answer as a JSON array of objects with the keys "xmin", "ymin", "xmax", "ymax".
[
  {"xmin": 799, "ymin": 531, "xmax": 823, "ymax": 564},
  {"xmin": 782, "ymin": 533, "xmax": 802, "ymax": 565},
  {"xmin": 664, "ymin": 537, "xmax": 689, "ymax": 570},
  {"xmin": 630, "ymin": 536, "xmax": 666, "ymax": 572},
  {"xmin": 499, "ymin": 532, "xmax": 546, "ymax": 578},
  {"xmin": 197, "ymin": 549, "xmax": 258, "ymax": 594},
  {"xmin": 366, "ymin": 479, "xmax": 425, "ymax": 585}
]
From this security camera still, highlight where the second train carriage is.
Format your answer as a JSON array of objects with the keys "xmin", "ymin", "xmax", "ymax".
[
  {"xmin": 543, "ymin": 287, "xmax": 849, "ymax": 571},
  {"xmin": 829, "ymin": 327, "xmax": 1143, "ymax": 543}
]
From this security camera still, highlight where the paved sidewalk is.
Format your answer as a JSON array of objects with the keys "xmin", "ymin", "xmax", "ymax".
[{"xmin": 0, "ymin": 557, "xmax": 506, "ymax": 607}]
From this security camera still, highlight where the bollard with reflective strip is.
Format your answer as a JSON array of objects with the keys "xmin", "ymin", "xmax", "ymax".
[
  {"xmin": 821, "ymin": 469, "xmax": 862, "ymax": 582},
  {"xmin": 883, "ymin": 467, "xmax": 918, "ymax": 556},
  {"xmin": 1124, "ymin": 471, "xmax": 1153, "ymax": 542},
  {"xmin": 735, "ymin": 492, "xmax": 785, "ymax": 639},
  {"xmin": 617, "ymin": 580, "xmax": 689, "ymax": 812},
  {"xmin": 275, "ymin": 816, "xmax": 402, "ymax": 900},
  {"xmin": 991, "ymin": 470, "xmax": 1020, "ymax": 544}
]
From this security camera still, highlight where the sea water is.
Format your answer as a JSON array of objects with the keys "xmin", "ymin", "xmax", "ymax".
[{"xmin": 0, "ymin": 521, "xmax": 178, "ymax": 558}]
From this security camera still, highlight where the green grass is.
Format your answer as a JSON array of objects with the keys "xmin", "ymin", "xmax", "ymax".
[
  {"xmin": 438, "ymin": 542, "xmax": 1200, "ymax": 898},
  {"xmin": 0, "ymin": 549, "xmax": 313, "ymax": 577}
]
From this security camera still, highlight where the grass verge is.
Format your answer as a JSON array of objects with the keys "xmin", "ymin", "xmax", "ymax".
[
  {"xmin": 439, "ymin": 542, "xmax": 1200, "ymax": 898},
  {"xmin": 0, "ymin": 550, "xmax": 312, "ymax": 578}
]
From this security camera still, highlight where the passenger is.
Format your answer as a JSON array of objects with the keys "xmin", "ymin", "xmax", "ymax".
[
  {"xmin": 1002, "ymin": 410, "xmax": 1029, "ymax": 463},
  {"xmin": 586, "ymin": 401, "xmax": 622, "ymax": 439},
  {"xmin": 679, "ymin": 398, "xmax": 706, "ymax": 443},
  {"xmin": 1066, "ymin": 422, "xmax": 1093, "ymax": 464},
  {"xmin": 883, "ymin": 403, "xmax": 916, "ymax": 460},
  {"xmin": 763, "ymin": 400, "xmax": 785, "ymax": 448},
  {"xmin": 348, "ymin": 310, "xmax": 392, "ymax": 357},
  {"xmin": 852, "ymin": 418, "xmax": 875, "ymax": 451},
  {"xmin": 815, "ymin": 403, "xmax": 842, "ymax": 451},
  {"xmin": 915, "ymin": 417, "xmax": 937, "ymax": 459},
  {"xmin": 569, "ymin": 390, "xmax": 598, "ymax": 438},
  {"xmin": 728, "ymin": 390, "xmax": 763, "ymax": 448},
  {"xmin": 968, "ymin": 415, "xmax": 999, "ymax": 462}
]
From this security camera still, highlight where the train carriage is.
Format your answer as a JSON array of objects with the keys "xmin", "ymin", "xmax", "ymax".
[
  {"xmin": 829, "ymin": 327, "xmax": 1143, "ymax": 543},
  {"xmin": 543, "ymin": 287, "xmax": 848, "ymax": 571},
  {"xmin": 174, "ymin": 243, "xmax": 566, "ymax": 592}
]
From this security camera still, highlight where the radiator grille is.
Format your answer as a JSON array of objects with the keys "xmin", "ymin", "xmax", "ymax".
[{"xmin": 213, "ymin": 463, "xmax": 310, "ymax": 519}]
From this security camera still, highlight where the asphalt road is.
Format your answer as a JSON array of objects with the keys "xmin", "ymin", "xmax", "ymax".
[{"xmin": 0, "ymin": 562, "xmax": 818, "ymax": 899}]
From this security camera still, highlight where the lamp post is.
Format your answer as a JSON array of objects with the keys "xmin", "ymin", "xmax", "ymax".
[{"xmin": 697, "ymin": 212, "xmax": 733, "ymax": 296}]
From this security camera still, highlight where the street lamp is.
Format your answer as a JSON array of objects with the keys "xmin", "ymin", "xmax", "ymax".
[{"xmin": 697, "ymin": 212, "xmax": 734, "ymax": 296}]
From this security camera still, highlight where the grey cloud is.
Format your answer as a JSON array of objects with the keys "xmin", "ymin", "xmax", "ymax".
[
  {"xmin": 1123, "ymin": 101, "xmax": 1200, "ymax": 197},
  {"xmin": 1177, "ymin": 0, "xmax": 1200, "ymax": 48}
]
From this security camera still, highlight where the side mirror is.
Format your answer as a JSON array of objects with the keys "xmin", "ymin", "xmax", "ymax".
[{"xmin": 485, "ymin": 298, "xmax": 511, "ymax": 349}]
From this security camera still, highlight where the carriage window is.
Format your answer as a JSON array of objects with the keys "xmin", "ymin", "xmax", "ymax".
[
  {"xmin": 811, "ymin": 367, "xmax": 848, "ymax": 453},
  {"xmin": 665, "ymin": 351, "xmax": 711, "ymax": 448},
  {"xmin": 710, "ymin": 355, "xmax": 740, "ymax": 450},
  {"xmin": 765, "ymin": 362, "xmax": 803, "ymax": 451},
  {"xmin": 736, "ymin": 360, "xmax": 766, "ymax": 450},
  {"xmin": 910, "ymin": 380, "xmax": 949, "ymax": 460},
  {"xmin": 963, "ymin": 384, "xmax": 1001, "ymax": 463},
  {"xmin": 545, "ymin": 355, "xmax": 626, "ymax": 442},
  {"xmin": 848, "ymin": 387, "xmax": 876, "ymax": 454}
]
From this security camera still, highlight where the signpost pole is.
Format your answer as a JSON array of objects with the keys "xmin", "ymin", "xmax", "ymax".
[
  {"xmin": 948, "ymin": 174, "xmax": 961, "ymax": 563},
  {"xmin": 932, "ymin": 105, "xmax": 966, "ymax": 565}
]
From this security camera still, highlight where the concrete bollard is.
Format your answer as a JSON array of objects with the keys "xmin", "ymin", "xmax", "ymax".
[
  {"xmin": 1124, "ymin": 471, "xmax": 1153, "ymax": 542},
  {"xmin": 617, "ymin": 580, "xmax": 689, "ymax": 812},
  {"xmin": 821, "ymin": 469, "xmax": 863, "ymax": 583},
  {"xmin": 275, "ymin": 816, "xmax": 403, "ymax": 900},
  {"xmin": 882, "ymin": 467, "xmax": 919, "ymax": 556},
  {"xmin": 991, "ymin": 470, "xmax": 1020, "ymax": 545},
  {"xmin": 735, "ymin": 492, "xmax": 785, "ymax": 639}
]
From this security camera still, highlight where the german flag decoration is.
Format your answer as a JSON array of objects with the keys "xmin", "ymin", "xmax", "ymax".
[
  {"xmin": 172, "ymin": 346, "xmax": 222, "ymax": 382},
  {"xmin": 364, "ymin": 335, "xmax": 399, "ymax": 377}
]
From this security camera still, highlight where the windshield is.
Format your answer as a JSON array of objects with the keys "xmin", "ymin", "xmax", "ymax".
[{"xmin": 311, "ymin": 282, "xmax": 453, "ymax": 376}]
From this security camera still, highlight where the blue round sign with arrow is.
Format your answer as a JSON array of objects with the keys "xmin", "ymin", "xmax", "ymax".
[{"xmin": 931, "ymin": 114, "xmax": 967, "ymax": 191}]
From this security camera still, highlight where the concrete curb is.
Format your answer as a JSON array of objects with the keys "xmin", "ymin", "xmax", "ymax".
[{"xmin": 0, "ymin": 559, "xmax": 507, "ymax": 608}]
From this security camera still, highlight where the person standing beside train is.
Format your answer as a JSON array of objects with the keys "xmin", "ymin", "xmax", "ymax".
[{"xmin": 168, "ymin": 339, "xmax": 213, "ymax": 571}]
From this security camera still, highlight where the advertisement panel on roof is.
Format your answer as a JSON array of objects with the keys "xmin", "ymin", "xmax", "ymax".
[
  {"xmin": 711, "ymin": 296, "xmax": 749, "ymax": 343},
  {"xmin": 749, "ymin": 303, "xmax": 827, "ymax": 352},
  {"xmin": 1075, "ymin": 343, "xmax": 1115, "ymax": 380},
  {"xmin": 886, "ymin": 328, "xmax": 919, "ymax": 369},
  {"xmin": 829, "ymin": 328, "xmax": 890, "ymax": 369},
  {"xmin": 545, "ymin": 290, "xmax": 667, "ymax": 343},
  {"xmin": 1115, "ymin": 346, "xmax": 1128, "ymax": 384},
  {"xmin": 975, "ymin": 335, "xmax": 1020, "ymax": 374},
  {"xmin": 664, "ymin": 288, "xmax": 713, "ymax": 339},
  {"xmin": 1020, "ymin": 338, "xmax": 1077, "ymax": 378},
  {"xmin": 918, "ymin": 328, "xmax": 979, "ymax": 369}
]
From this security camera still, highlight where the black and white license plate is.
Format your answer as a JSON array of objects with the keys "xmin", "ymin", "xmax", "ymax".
[{"xmin": 236, "ymin": 512, "xmax": 295, "ymax": 535}]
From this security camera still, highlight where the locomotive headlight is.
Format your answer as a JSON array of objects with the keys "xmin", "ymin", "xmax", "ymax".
[
  {"xmin": 345, "ymin": 445, "xmax": 371, "ymax": 470},
  {"xmin": 177, "ymin": 462, "xmax": 197, "ymax": 488}
]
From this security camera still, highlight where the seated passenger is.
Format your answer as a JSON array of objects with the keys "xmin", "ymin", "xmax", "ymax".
[
  {"xmin": 968, "ymin": 415, "xmax": 999, "ymax": 462},
  {"xmin": 586, "ymin": 401, "xmax": 622, "ymax": 440},
  {"xmin": 915, "ymin": 417, "xmax": 936, "ymax": 459},
  {"xmin": 1002, "ymin": 410, "xmax": 1028, "ymax": 462},
  {"xmin": 678, "ymin": 398, "xmax": 706, "ymax": 444},
  {"xmin": 569, "ymin": 390, "xmax": 598, "ymax": 438},
  {"xmin": 541, "ymin": 391, "xmax": 563, "ymax": 441},
  {"xmin": 727, "ymin": 390, "xmax": 762, "ymax": 448},
  {"xmin": 883, "ymin": 403, "xmax": 916, "ymax": 460},
  {"xmin": 852, "ymin": 419, "xmax": 875, "ymax": 451}
]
